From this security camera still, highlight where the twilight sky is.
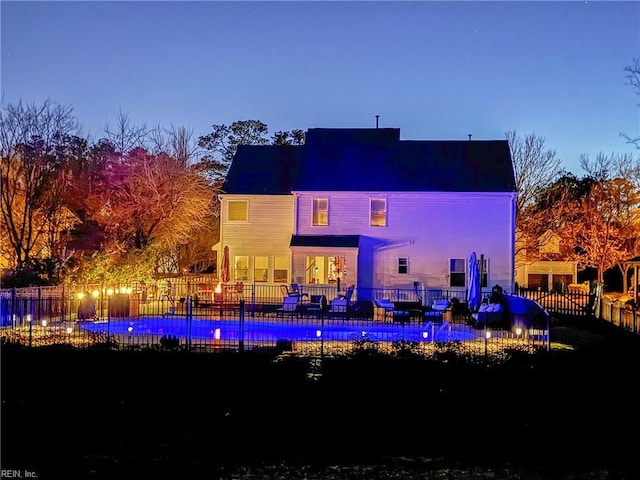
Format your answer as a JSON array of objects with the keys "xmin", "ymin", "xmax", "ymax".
[{"xmin": 1, "ymin": 1, "xmax": 639, "ymax": 174}]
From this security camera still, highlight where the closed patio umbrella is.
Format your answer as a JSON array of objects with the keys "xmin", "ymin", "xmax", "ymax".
[
  {"xmin": 221, "ymin": 245, "xmax": 230, "ymax": 284},
  {"xmin": 468, "ymin": 251, "xmax": 481, "ymax": 312}
]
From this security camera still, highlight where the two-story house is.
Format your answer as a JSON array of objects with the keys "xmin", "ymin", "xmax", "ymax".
[{"xmin": 218, "ymin": 127, "xmax": 517, "ymax": 300}]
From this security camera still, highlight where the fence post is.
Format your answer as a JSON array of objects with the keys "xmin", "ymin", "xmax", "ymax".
[
  {"xmin": 28, "ymin": 293, "xmax": 33, "ymax": 348},
  {"xmin": 185, "ymin": 295, "xmax": 193, "ymax": 351},
  {"xmin": 37, "ymin": 287, "xmax": 42, "ymax": 326},
  {"xmin": 239, "ymin": 299, "xmax": 245, "ymax": 353},
  {"xmin": 10, "ymin": 287, "xmax": 16, "ymax": 329}
]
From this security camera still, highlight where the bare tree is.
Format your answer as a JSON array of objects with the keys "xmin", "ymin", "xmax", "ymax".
[
  {"xmin": 580, "ymin": 151, "xmax": 640, "ymax": 186},
  {"xmin": 506, "ymin": 130, "xmax": 563, "ymax": 263},
  {"xmin": 0, "ymin": 99, "xmax": 78, "ymax": 270},
  {"xmin": 506, "ymin": 130, "xmax": 563, "ymax": 216},
  {"xmin": 148, "ymin": 124, "xmax": 203, "ymax": 167},
  {"xmin": 622, "ymin": 57, "xmax": 640, "ymax": 149},
  {"xmin": 103, "ymin": 110, "xmax": 151, "ymax": 155}
]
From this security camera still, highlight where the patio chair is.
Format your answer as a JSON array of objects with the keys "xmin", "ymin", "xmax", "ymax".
[
  {"xmin": 280, "ymin": 284, "xmax": 308, "ymax": 301},
  {"xmin": 337, "ymin": 285, "xmax": 354, "ymax": 304},
  {"xmin": 373, "ymin": 299, "xmax": 409, "ymax": 323},
  {"xmin": 276, "ymin": 295, "xmax": 300, "ymax": 319}
]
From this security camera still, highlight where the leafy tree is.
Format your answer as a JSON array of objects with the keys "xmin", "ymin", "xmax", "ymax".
[
  {"xmin": 272, "ymin": 129, "xmax": 305, "ymax": 146},
  {"xmin": 198, "ymin": 121, "xmax": 306, "ymax": 183},
  {"xmin": 198, "ymin": 120, "xmax": 270, "ymax": 184}
]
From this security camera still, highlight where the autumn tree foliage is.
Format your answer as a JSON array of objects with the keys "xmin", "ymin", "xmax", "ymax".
[
  {"xmin": 525, "ymin": 165, "xmax": 640, "ymax": 285},
  {"xmin": 0, "ymin": 100, "xmax": 80, "ymax": 283}
]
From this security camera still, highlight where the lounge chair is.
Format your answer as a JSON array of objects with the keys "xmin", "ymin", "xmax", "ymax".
[
  {"xmin": 423, "ymin": 299, "xmax": 451, "ymax": 323},
  {"xmin": 373, "ymin": 299, "xmax": 410, "ymax": 323}
]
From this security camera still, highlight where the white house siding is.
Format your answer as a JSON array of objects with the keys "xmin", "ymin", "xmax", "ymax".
[
  {"xmin": 294, "ymin": 191, "xmax": 516, "ymax": 294},
  {"xmin": 219, "ymin": 194, "xmax": 295, "ymax": 283}
]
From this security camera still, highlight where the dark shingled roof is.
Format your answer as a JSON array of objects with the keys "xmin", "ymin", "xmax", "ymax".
[
  {"xmin": 290, "ymin": 235, "xmax": 361, "ymax": 248},
  {"xmin": 222, "ymin": 145, "xmax": 303, "ymax": 194},
  {"xmin": 222, "ymin": 128, "xmax": 516, "ymax": 194}
]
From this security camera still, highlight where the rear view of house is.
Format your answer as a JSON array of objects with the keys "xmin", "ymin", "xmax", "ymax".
[{"xmin": 218, "ymin": 127, "xmax": 517, "ymax": 300}]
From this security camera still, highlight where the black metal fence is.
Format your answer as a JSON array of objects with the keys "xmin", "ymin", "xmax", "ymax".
[{"xmin": 0, "ymin": 282, "xmax": 556, "ymax": 361}]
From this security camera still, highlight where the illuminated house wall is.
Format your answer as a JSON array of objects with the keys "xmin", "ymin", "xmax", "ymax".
[{"xmin": 221, "ymin": 127, "xmax": 517, "ymax": 296}]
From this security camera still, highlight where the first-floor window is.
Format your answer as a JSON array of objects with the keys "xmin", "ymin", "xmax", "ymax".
[
  {"xmin": 480, "ymin": 257, "xmax": 488, "ymax": 287},
  {"xmin": 234, "ymin": 255, "xmax": 249, "ymax": 281},
  {"xmin": 398, "ymin": 257, "xmax": 409, "ymax": 275},
  {"xmin": 254, "ymin": 256, "xmax": 268, "ymax": 282},
  {"xmin": 451, "ymin": 257, "xmax": 488, "ymax": 287},
  {"xmin": 274, "ymin": 256, "xmax": 289, "ymax": 284},
  {"xmin": 449, "ymin": 258, "xmax": 466, "ymax": 287}
]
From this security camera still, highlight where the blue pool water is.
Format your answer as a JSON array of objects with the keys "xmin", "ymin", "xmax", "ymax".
[{"xmin": 80, "ymin": 318, "xmax": 477, "ymax": 343}]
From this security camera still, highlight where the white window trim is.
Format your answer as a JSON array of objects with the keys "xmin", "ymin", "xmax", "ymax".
[
  {"xmin": 398, "ymin": 257, "xmax": 409, "ymax": 275},
  {"xmin": 370, "ymin": 198, "xmax": 387, "ymax": 227},
  {"xmin": 312, "ymin": 197, "xmax": 329, "ymax": 226}
]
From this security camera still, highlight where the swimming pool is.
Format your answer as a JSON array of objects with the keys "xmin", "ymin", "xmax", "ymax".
[{"xmin": 80, "ymin": 317, "xmax": 477, "ymax": 343}]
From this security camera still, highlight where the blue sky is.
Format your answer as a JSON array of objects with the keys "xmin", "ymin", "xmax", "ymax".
[{"xmin": 2, "ymin": 1, "xmax": 639, "ymax": 174}]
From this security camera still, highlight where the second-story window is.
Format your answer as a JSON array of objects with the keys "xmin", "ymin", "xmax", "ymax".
[
  {"xmin": 228, "ymin": 201, "xmax": 248, "ymax": 221},
  {"xmin": 312, "ymin": 198, "xmax": 328, "ymax": 226},
  {"xmin": 370, "ymin": 198, "xmax": 387, "ymax": 227}
]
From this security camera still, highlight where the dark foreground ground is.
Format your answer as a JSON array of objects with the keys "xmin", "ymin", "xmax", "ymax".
[{"xmin": 2, "ymin": 317, "xmax": 640, "ymax": 479}]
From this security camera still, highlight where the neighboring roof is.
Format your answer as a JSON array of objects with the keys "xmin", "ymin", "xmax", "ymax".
[
  {"xmin": 223, "ymin": 128, "xmax": 516, "ymax": 194},
  {"xmin": 290, "ymin": 235, "xmax": 361, "ymax": 248},
  {"xmin": 222, "ymin": 145, "xmax": 302, "ymax": 194}
]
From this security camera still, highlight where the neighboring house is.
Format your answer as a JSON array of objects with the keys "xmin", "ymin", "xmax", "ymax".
[
  {"xmin": 515, "ymin": 229, "xmax": 577, "ymax": 291},
  {"xmin": 218, "ymin": 127, "xmax": 517, "ymax": 300}
]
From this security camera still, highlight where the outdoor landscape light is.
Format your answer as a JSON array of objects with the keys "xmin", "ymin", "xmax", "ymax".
[
  {"xmin": 66, "ymin": 327, "xmax": 73, "ymax": 334},
  {"xmin": 422, "ymin": 331, "xmax": 429, "ymax": 339},
  {"xmin": 41, "ymin": 320, "xmax": 47, "ymax": 327},
  {"xmin": 77, "ymin": 292, "xmax": 84, "ymax": 300},
  {"xmin": 485, "ymin": 330, "xmax": 492, "ymax": 339},
  {"xmin": 214, "ymin": 328, "xmax": 221, "ymax": 340},
  {"xmin": 515, "ymin": 327, "xmax": 522, "ymax": 336},
  {"xmin": 92, "ymin": 290, "xmax": 99, "ymax": 298},
  {"xmin": 316, "ymin": 330, "xmax": 322, "ymax": 337},
  {"xmin": 107, "ymin": 289, "xmax": 113, "ymax": 296},
  {"xmin": 127, "ymin": 326, "xmax": 133, "ymax": 333},
  {"xmin": 361, "ymin": 330, "xmax": 367, "ymax": 337},
  {"xmin": 26, "ymin": 314, "xmax": 31, "ymax": 322}
]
